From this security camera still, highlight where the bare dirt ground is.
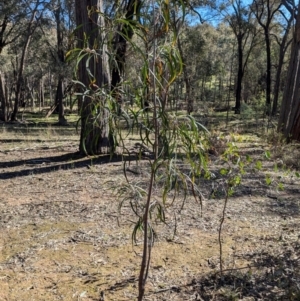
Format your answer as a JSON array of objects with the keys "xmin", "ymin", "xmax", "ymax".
[{"xmin": 0, "ymin": 121, "xmax": 300, "ymax": 301}]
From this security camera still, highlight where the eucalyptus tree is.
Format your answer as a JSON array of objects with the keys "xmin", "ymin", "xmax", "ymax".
[
  {"xmin": 0, "ymin": 0, "xmax": 75, "ymax": 121},
  {"xmin": 241, "ymin": 34, "xmax": 266, "ymax": 101},
  {"xmin": 0, "ymin": 0, "xmax": 38, "ymax": 120},
  {"xmin": 0, "ymin": 57, "xmax": 10, "ymax": 121},
  {"xmin": 10, "ymin": 0, "xmax": 46, "ymax": 121},
  {"xmin": 35, "ymin": 0, "xmax": 76, "ymax": 115},
  {"xmin": 271, "ymin": 6, "xmax": 293, "ymax": 115},
  {"xmin": 74, "ymin": 0, "xmax": 111, "ymax": 154},
  {"xmin": 170, "ymin": 0, "xmax": 216, "ymax": 114},
  {"xmin": 251, "ymin": 0, "xmax": 282, "ymax": 115},
  {"xmin": 74, "ymin": 0, "xmax": 142, "ymax": 154},
  {"xmin": 73, "ymin": 3, "xmax": 209, "ymax": 301},
  {"xmin": 51, "ymin": 0, "xmax": 73, "ymax": 125},
  {"xmin": 278, "ymin": 0, "xmax": 300, "ymax": 141},
  {"xmin": 222, "ymin": 0, "xmax": 258, "ymax": 114},
  {"xmin": 118, "ymin": 2, "xmax": 207, "ymax": 299},
  {"xmin": 0, "ymin": 0, "xmax": 27, "ymax": 54}
]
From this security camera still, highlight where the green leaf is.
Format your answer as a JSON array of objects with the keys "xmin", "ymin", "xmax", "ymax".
[
  {"xmin": 265, "ymin": 175, "xmax": 272, "ymax": 185},
  {"xmin": 246, "ymin": 154, "xmax": 252, "ymax": 163},
  {"xmin": 265, "ymin": 150, "xmax": 271, "ymax": 159},
  {"xmin": 204, "ymin": 171, "xmax": 211, "ymax": 179},
  {"xmin": 228, "ymin": 187, "xmax": 234, "ymax": 196},
  {"xmin": 255, "ymin": 161, "xmax": 262, "ymax": 170},
  {"xmin": 277, "ymin": 182, "xmax": 284, "ymax": 191},
  {"xmin": 234, "ymin": 175, "xmax": 241, "ymax": 185},
  {"xmin": 295, "ymin": 172, "xmax": 300, "ymax": 178},
  {"xmin": 220, "ymin": 168, "xmax": 229, "ymax": 175},
  {"xmin": 132, "ymin": 218, "xmax": 143, "ymax": 244}
]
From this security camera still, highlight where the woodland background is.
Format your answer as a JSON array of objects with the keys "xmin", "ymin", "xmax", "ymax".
[{"xmin": 1, "ymin": 1, "xmax": 300, "ymax": 301}]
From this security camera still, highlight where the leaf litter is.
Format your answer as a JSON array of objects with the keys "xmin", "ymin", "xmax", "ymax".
[{"xmin": 0, "ymin": 125, "xmax": 300, "ymax": 300}]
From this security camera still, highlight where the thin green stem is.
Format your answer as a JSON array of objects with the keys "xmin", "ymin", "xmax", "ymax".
[
  {"xmin": 137, "ymin": 167, "xmax": 155, "ymax": 301},
  {"xmin": 137, "ymin": 1, "xmax": 158, "ymax": 300},
  {"xmin": 218, "ymin": 185, "xmax": 230, "ymax": 275}
]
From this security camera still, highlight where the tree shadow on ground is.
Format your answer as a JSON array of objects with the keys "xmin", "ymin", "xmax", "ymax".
[
  {"xmin": 265, "ymin": 196, "xmax": 300, "ymax": 217},
  {"xmin": 0, "ymin": 138, "xmax": 75, "ymax": 143},
  {"xmin": 183, "ymin": 242, "xmax": 300, "ymax": 301},
  {"xmin": 0, "ymin": 152, "xmax": 140, "ymax": 179}
]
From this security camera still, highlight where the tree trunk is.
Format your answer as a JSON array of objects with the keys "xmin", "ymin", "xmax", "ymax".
[
  {"xmin": 49, "ymin": 69, "xmax": 53, "ymax": 107},
  {"xmin": 54, "ymin": 0, "xmax": 67, "ymax": 125},
  {"xmin": 272, "ymin": 15, "xmax": 293, "ymax": 116},
  {"xmin": 11, "ymin": 8, "xmax": 38, "ymax": 121},
  {"xmin": 0, "ymin": 16, "xmax": 9, "ymax": 54},
  {"xmin": 0, "ymin": 71, "xmax": 8, "ymax": 121},
  {"xmin": 55, "ymin": 76, "xmax": 68, "ymax": 125},
  {"xmin": 272, "ymin": 49, "xmax": 285, "ymax": 116},
  {"xmin": 265, "ymin": 29, "xmax": 271, "ymax": 114},
  {"xmin": 235, "ymin": 35, "xmax": 243, "ymax": 114},
  {"xmin": 252, "ymin": 0, "xmax": 281, "ymax": 116},
  {"xmin": 27, "ymin": 79, "xmax": 35, "ymax": 110},
  {"xmin": 39, "ymin": 77, "xmax": 45, "ymax": 109},
  {"xmin": 75, "ymin": 0, "xmax": 112, "ymax": 155},
  {"xmin": 278, "ymin": 2, "xmax": 300, "ymax": 141},
  {"xmin": 110, "ymin": 0, "xmax": 141, "ymax": 115}
]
